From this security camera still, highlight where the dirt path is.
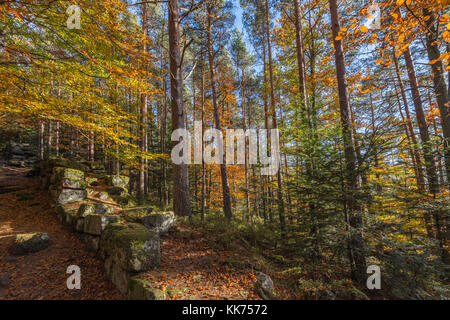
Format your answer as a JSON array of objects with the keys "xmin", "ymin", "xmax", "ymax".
[{"xmin": 0, "ymin": 166, "xmax": 123, "ymax": 300}]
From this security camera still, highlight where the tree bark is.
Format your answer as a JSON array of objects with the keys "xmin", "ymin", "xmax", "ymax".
[
  {"xmin": 265, "ymin": 0, "xmax": 286, "ymax": 234},
  {"xmin": 139, "ymin": 2, "xmax": 149, "ymax": 204},
  {"xmin": 168, "ymin": 0, "xmax": 192, "ymax": 217},
  {"xmin": 206, "ymin": 2, "xmax": 233, "ymax": 222},
  {"xmin": 423, "ymin": 8, "xmax": 450, "ymax": 184},
  {"xmin": 329, "ymin": 0, "xmax": 366, "ymax": 284},
  {"xmin": 38, "ymin": 120, "xmax": 44, "ymax": 161}
]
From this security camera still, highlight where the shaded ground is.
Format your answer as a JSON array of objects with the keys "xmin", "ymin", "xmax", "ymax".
[
  {"xmin": 0, "ymin": 166, "xmax": 123, "ymax": 300},
  {"xmin": 140, "ymin": 225, "xmax": 296, "ymax": 300},
  {"xmin": 140, "ymin": 225, "xmax": 260, "ymax": 300}
]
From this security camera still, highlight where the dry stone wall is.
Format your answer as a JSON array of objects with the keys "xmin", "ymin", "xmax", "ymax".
[{"xmin": 35, "ymin": 158, "xmax": 174, "ymax": 299}]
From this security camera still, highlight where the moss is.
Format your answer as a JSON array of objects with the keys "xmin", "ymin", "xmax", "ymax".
[
  {"xmin": 166, "ymin": 288, "xmax": 186, "ymax": 298},
  {"xmin": 53, "ymin": 166, "xmax": 85, "ymax": 181},
  {"xmin": 15, "ymin": 233, "xmax": 37, "ymax": 243},
  {"xmin": 329, "ymin": 280, "xmax": 369, "ymax": 300},
  {"xmin": 107, "ymin": 186, "xmax": 128, "ymax": 197},
  {"xmin": 127, "ymin": 277, "xmax": 165, "ymax": 300},
  {"xmin": 104, "ymin": 223, "xmax": 153, "ymax": 248},
  {"xmin": 77, "ymin": 203, "xmax": 96, "ymax": 217}
]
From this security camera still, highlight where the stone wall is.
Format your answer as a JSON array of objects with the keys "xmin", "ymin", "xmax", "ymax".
[
  {"xmin": 2, "ymin": 141, "xmax": 37, "ymax": 167},
  {"xmin": 36, "ymin": 158, "xmax": 174, "ymax": 299}
]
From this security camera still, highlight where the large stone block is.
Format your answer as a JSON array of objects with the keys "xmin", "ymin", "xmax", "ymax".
[
  {"xmin": 56, "ymin": 189, "xmax": 87, "ymax": 205},
  {"xmin": 100, "ymin": 223, "xmax": 160, "ymax": 272},
  {"xmin": 80, "ymin": 234, "xmax": 100, "ymax": 252},
  {"xmin": 51, "ymin": 167, "xmax": 85, "ymax": 184},
  {"xmin": 104, "ymin": 256, "xmax": 131, "ymax": 295},
  {"xmin": 127, "ymin": 277, "xmax": 165, "ymax": 300},
  {"xmin": 142, "ymin": 212, "xmax": 176, "ymax": 234},
  {"xmin": 77, "ymin": 203, "xmax": 96, "ymax": 217},
  {"xmin": 84, "ymin": 215, "xmax": 120, "ymax": 236},
  {"xmin": 107, "ymin": 175, "xmax": 130, "ymax": 188}
]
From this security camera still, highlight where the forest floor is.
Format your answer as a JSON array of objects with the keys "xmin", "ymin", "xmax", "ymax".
[
  {"xmin": 0, "ymin": 166, "xmax": 123, "ymax": 299},
  {"xmin": 0, "ymin": 166, "xmax": 293, "ymax": 300}
]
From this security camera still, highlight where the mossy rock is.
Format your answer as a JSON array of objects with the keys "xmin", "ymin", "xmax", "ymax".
[
  {"xmin": 11, "ymin": 232, "xmax": 50, "ymax": 255},
  {"xmin": 97, "ymin": 192, "xmax": 110, "ymax": 201},
  {"xmin": 117, "ymin": 194, "xmax": 137, "ymax": 208},
  {"xmin": 84, "ymin": 215, "xmax": 121, "ymax": 236},
  {"xmin": 106, "ymin": 175, "xmax": 130, "ymax": 188},
  {"xmin": 166, "ymin": 288, "xmax": 186, "ymax": 298},
  {"xmin": 107, "ymin": 186, "xmax": 129, "ymax": 197},
  {"xmin": 100, "ymin": 223, "xmax": 160, "ymax": 272},
  {"xmin": 78, "ymin": 203, "xmax": 96, "ymax": 217},
  {"xmin": 254, "ymin": 273, "xmax": 277, "ymax": 300},
  {"xmin": 52, "ymin": 166, "xmax": 85, "ymax": 181},
  {"xmin": 85, "ymin": 177, "xmax": 98, "ymax": 184},
  {"xmin": 127, "ymin": 277, "xmax": 165, "ymax": 300}
]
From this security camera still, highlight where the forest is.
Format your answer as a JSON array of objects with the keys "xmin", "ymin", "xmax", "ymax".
[{"xmin": 0, "ymin": 0, "xmax": 449, "ymax": 301}]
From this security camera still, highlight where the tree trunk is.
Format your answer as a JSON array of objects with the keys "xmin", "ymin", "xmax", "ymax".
[
  {"xmin": 206, "ymin": 2, "xmax": 233, "ymax": 222},
  {"xmin": 38, "ymin": 120, "xmax": 44, "ymax": 161},
  {"xmin": 423, "ymin": 8, "xmax": 450, "ymax": 184},
  {"xmin": 265, "ymin": 0, "xmax": 286, "ymax": 234},
  {"xmin": 403, "ymin": 47, "xmax": 447, "ymax": 258},
  {"xmin": 55, "ymin": 121, "xmax": 60, "ymax": 157},
  {"xmin": 329, "ymin": 0, "xmax": 366, "ymax": 284},
  {"xmin": 138, "ymin": 2, "xmax": 149, "ymax": 204},
  {"xmin": 168, "ymin": 0, "xmax": 191, "ymax": 217},
  {"xmin": 47, "ymin": 120, "xmax": 52, "ymax": 158}
]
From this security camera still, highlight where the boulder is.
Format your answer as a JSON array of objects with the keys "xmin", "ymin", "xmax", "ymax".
[
  {"xmin": 84, "ymin": 215, "xmax": 120, "ymax": 236},
  {"xmin": 60, "ymin": 179, "xmax": 87, "ymax": 189},
  {"xmin": 107, "ymin": 175, "xmax": 130, "ymax": 188},
  {"xmin": 51, "ymin": 167, "xmax": 85, "ymax": 184},
  {"xmin": 97, "ymin": 192, "xmax": 109, "ymax": 201},
  {"xmin": 142, "ymin": 212, "xmax": 176, "ymax": 234},
  {"xmin": 100, "ymin": 223, "xmax": 160, "ymax": 272},
  {"xmin": 11, "ymin": 233, "xmax": 50, "ymax": 255},
  {"xmin": 127, "ymin": 277, "xmax": 166, "ymax": 300},
  {"xmin": 77, "ymin": 203, "xmax": 96, "ymax": 217},
  {"xmin": 254, "ymin": 272, "xmax": 277, "ymax": 300},
  {"xmin": 117, "ymin": 194, "xmax": 137, "ymax": 208},
  {"xmin": 56, "ymin": 189, "xmax": 87, "ymax": 205}
]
